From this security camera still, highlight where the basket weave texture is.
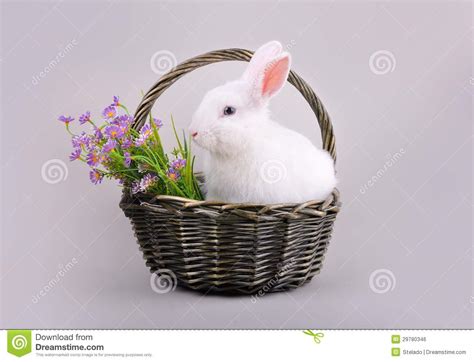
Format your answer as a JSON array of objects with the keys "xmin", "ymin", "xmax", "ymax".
[{"xmin": 120, "ymin": 48, "xmax": 341, "ymax": 294}]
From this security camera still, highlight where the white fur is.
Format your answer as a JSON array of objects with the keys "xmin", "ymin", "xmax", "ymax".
[{"xmin": 189, "ymin": 41, "xmax": 337, "ymax": 204}]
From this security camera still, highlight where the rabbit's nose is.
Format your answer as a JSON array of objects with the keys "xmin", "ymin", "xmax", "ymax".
[{"xmin": 192, "ymin": 131, "xmax": 198, "ymax": 138}]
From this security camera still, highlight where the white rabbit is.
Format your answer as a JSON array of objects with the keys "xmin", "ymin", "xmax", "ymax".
[{"xmin": 188, "ymin": 41, "xmax": 337, "ymax": 204}]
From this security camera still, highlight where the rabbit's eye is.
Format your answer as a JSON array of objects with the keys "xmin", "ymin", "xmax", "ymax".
[{"xmin": 223, "ymin": 106, "xmax": 236, "ymax": 116}]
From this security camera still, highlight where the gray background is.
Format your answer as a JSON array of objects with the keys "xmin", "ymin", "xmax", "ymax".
[{"xmin": 1, "ymin": 0, "xmax": 472, "ymax": 329}]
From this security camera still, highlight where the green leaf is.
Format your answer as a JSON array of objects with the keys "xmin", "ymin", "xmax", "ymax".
[{"xmin": 171, "ymin": 114, "xmax": 184, "ymax": 155}]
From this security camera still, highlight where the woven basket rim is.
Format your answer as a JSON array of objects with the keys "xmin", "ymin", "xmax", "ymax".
[{"xmin": 120, "ymin": 186, "xmax": 340, "ymax": 212}]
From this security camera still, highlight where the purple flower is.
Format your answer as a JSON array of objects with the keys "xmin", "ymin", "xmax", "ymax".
[
  {"xmin": 110, "ymin": 114, "xmax": 132, "ymax": 126},
  {"xmin": 71, "ymin": 132, "xmax": 91, "ymax": 149},
  {"xmin": 71, "ymin": 135, "xmax": 82, "ymax": 148},
  {"xmin": 84, "ymin": 136, "xmax": 95, "ymax": 151},
  {"xmin": 121, "ymin": 138, "xmax": 132, "ymax": 149},
  {"xmin": 100, "ymin": 153, "xmax": 109, "ymax": 164},
  {"xmin": 130, "ymin": 174, "xmax": 157, "ymax": 194},
  {"xmin": 134, "ymin": 137, "xmax": 145, "ymax": 147},
  {"xmin": 102, "ymin": 139, "xmax": 117, "ymax": 153},
  {"xmin": 135, "ymin": 125, "xmax": 152, "ymax": 146},
  {"xmin": 124, "ymin": 152, "xmax": 131, "ymax": 167},
  {"xmin": 117, "ymin": 120, "xmax": 129, "ymax": 135},
  {"xmin": 89, "ymin": 169, "xmax": 103, "ymax": 184},
  {"xmin": 104, "ymin": 124, "xmax": 123, "ymax": 139},
  {"xmin": 131, "ymin": 180, "xmax": 141, "ymax": 194},
  {"xmin": 166, "ymin": 168, "xmax": 180, "ymax": 181},
  {"xmin": 79, "ymin": 111, "xmax": 91, "ymax": 125},
  {"xmin": 153, "ymin": 118, "xmax": 163, "ymax": 129},
  {"xmin": 140, "ymin": 173, "xmax": 157, "ymax": 191},
  {"xmin": 93, "ymin": 127, "xmax": 103, "ymax": 141},
  {"xmin": 171, "ymin": 158, "xmax": 186, "ymax": 170},
  {"xmin": 69, "ymin": 148, "xmax": 81, "ymax": 161},
  {"xmin": 58, "ymin": 115, "xmax": 74, "ymax": 124},
  {"xmin": 109, "ymin": 117, "xmax": 119, "ymax": 125},
  {"xmin": 86, "ymin": 151, "xmax": 100, "ymax": 167},
  {"xmin": 124, "ymin": 114, "xmax": 134, "ymax": 124},
  {"xmin": 102, "ymin": 106, "xmax": 116, "ymax": 119},
  {"xmin": 112, "ymin": 96, "xmax": 120, "ymax": 107}
]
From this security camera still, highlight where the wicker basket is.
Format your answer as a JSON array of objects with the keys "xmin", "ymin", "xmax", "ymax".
[{"xmin": 119, "ymin": 48, "xmax": 340, "ymax": 295}]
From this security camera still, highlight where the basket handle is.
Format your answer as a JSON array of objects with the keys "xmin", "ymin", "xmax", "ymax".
[{"xmin": 132, "ymin": 48, "xmax": 337, "ymax": 162}]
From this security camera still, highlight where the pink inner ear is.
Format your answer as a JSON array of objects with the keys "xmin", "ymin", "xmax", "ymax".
[{"xmin": 262, "ymin": 57, "xmax": 290, "ymax": 98}]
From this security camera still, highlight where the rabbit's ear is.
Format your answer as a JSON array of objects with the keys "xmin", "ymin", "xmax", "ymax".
[
  {"xmin": 258, "ymin": 53, "xmax": 291, "ymax": 101},
  {"xmin": 242, "ymin": 41, "xmax": 282, "ymax": 82}
]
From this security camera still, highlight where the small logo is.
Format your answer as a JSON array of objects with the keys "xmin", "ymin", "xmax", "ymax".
[
  {"xmin": 41, "ymin": 159, "xmax": 68, "ymax": 184},
  {"xmin": 259, "ymin": 160, "xmax": 287, "ymax": 184},
  {"xmin": 392, "ymin": 335, "xmax": 400, "ymax": 344},
  {"xmin": 369, "ymin": 268, "xmax": 396, "ymax": 294},
  {"xmin": 392, "ymin": 347, "xmax": 400, "ymax": 357},
  {"xmin": 369, "ymin": 50, "xmax": 396, "ymax": 75},
  {"xmin": 150, "ymin": 50, "xmax": 177, "ymax": 75},
  {"xmin": 7, "ymin": 330, "xmax": 32, "ymax": 357},
  {"xmin": 303, "ymin": 329, "xmax": 324, "ymax": 344},
  {"xmin": 150, "ymin": 268, "xmax": 177, "ymax": 294}
]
